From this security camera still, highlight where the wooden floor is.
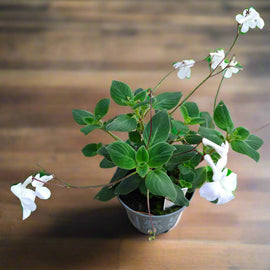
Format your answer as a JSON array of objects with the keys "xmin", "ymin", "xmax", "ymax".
[{"xmin": 1, "ymin": 1, "xmax": 270, "ymax": 269}]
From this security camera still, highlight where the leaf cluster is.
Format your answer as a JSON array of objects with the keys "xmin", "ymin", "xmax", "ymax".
[{"xmin": 72, "ymin": 80, "xmax": 263, "ymax": 209}]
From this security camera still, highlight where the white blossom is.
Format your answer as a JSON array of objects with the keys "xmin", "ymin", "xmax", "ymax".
[
  {"xmin": 221, "ymin": 57, "xmax": 241, "ymax": 79},
  {"xmin": 10, "ymin": 176, "xmax": 37, "ymax": 220},
  {"xmin": 202, "ymin": 138, "xmax": 229, "ymax": 175},
  {"xmin": 200, "ymin": 139, "xmax": 237, "ymax": 205},
  {"xmin": 173, "ymin": 59, "xmax": 195, "ymax": 79},
  {"xmin": 236, "ymin": 7, "xmax": 264, "ymax": 34},
  {"xmin": 209, "ymin": 49, "xmax": 225, "ymax": 70},
  {"xmin": 199, "ymin": 167, "xmax": 237, "ymax": 205},
  {"xmin": 32, "ymin": 173, "xmax": 53, "ymax": 200},
  {"xmin": 11, "ymin": 173, "xmax": 54, "ymax": 220}
]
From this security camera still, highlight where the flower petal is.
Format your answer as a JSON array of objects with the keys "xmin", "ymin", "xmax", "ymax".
[
  {"xmin": 224, "ymin": 68, "xmax": 232, "ymax": 78},
  {"xmin": 10, "ymin": 183, "xmax": 23, "ymax": 198},
  {"xmin": 22, "ymin": 209, "xmax": 32, "ymax": 220},
  {"xmin": 221, "ymin": 172, "xmax": 237, "ymax": 191},
  {"xmin": 216, "ymin": 189, "xmax": 235, "ymax": 205},
  {"xmin": 256, "ymin": 17, "xmax": 265, "ymax": 29},
  {"xmin": 235, "ymin": 14, "xmax": 245, "ymax": 24},
  {"xmin": 177, "ymin": 69, "xmax": 186, "ymax": 79},
  {"xmin": 32, "ymin": 174, "xmax": 53, "ymax": 187},
  {"xmin": 241, "ymin": 23, "xmax": 249, "ymax": 33},
  {"xmin": 36, "ymin": 186, "xmax": 51, "ymax": 200},
  {"xmin": 185, "ymin": 67, "xmax": 191, "ymax": 78},
  {"xmin": 199, "ymin": 182, "xmax": 221, "ymax": 202},
  {"xmin": 21, "ymin": 197, "xmax": 37, "ymax": 212}
]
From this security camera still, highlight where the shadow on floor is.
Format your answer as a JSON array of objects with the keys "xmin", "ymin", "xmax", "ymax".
[{"xmin": 2, "ymin": 206, "xmax": 143, "ymax": 270}]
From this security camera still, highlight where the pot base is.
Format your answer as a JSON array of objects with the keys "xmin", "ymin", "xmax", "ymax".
[{"xmin": 119, "ymin": 192, "xmax": 194, "ymax": 235}]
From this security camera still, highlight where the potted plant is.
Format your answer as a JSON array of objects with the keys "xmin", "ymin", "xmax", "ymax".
[{"xmin": 10, "ymin": 7, "xmax": 265, "ymax": 239}]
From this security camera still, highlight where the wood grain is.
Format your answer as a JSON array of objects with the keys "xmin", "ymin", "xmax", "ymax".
[{"xmin": 1, "ymin": 1, "xmax": 270, "ymax": 269}]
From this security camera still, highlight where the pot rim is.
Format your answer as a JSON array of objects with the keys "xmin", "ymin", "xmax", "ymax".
[{"xmin": 118, "ymin": 191, "xmax": 195, "ymax": 219}]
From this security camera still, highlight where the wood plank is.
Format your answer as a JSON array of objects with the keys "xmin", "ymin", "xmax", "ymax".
[{"xmin": 1, "ymin": 1, "xmax": 270, "ymax": 269}]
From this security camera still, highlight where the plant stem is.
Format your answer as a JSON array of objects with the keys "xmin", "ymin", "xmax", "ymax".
[
  {"xmin": 213, "ymin": 75, "xmax": 225, "ymax": 112},
  {"xmin": 147, "ymin": 189, "xmax": 156, "ymax": 240},
  {"xmin": 104, "ymin": 129, "xmax": 122, "ymax": 141},
  {"xmin": 147, "ymin": 89, "xmax": 154, "ymax": 149},
  {"xmin": 152, "ymin": 69, "xmax": 175, "ymax": 93},
  {"xmin": 170, "ymin": 74, "xmax": 211, "ymax": 115},
  {"xmin": 54, "ymin": 171, "xmax": 137, "ymax": 189},
  {"xmin": 170, "ymin": 24, "xmax": 241, "ymax": 116},
  {"xmin": 225, "ymin": 24, "xmax": 240, "ymax": 57}
]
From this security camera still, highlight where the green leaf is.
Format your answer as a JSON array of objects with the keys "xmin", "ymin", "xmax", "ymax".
[
  {"xmin": 72, "ymin": 109, "xmax": 95, "ymax": 125},
  {"xmin": 143, "ymin": 110, "xmax": 170, "ymax": 147},
  {"xmin": 97, "ymin": 146, "xmax": 112, "ymax": 160},
  {"xmin": 172, "ymin": 184, "xmax": 189, "ymax": 206},
  {"xmin": 80, "ymin": 124, "xmax": 100, "ymax": 135},
  {"xmin": 231, "ymin": 139, "xmax": 260, "ymax": 162},
  {"xmin": 95, "ymin": 98, "xmax": 110, "ymax": 120},
  {"xmin": 114, "ymin": 174, "xmax": 142, "ymax": 195},
  {"xmin": 82, "ymin": 143, "xmax": 102, "ymax": 157},
  {"xmin": 171, "ymin": 120, "xmax": 189, "ymax": 136},
  {"xmin": 129, "ymin": 130, "xmax": 141, "ymax": 144},
  {"xmin": 180, "ymin": 180, "xmax": 193, "ymax": 189},
  {"xmin": 107, "ymin": 141, "xmax": 137, "ymax": 169},
  {"xmin": 245, "ymin": 134, "xmax": 263, "ymax": 150},
  {"xmin": 153, "ymin": 92, "xmax": 182, "ymax": 110},
  {"xmin": 110, "ymin": 80, "xmax": 134, "ymax": 106},
  {"xmin": 148, "ymin": 142, "xmax": 176, "ymax": 168},
  {"xmin": 166, "ymin": 145, "xmax": 198, "ymax": 170},
  {"xmin": 199, "ymin": 126, "xmax": 224, "ymax": 145},
  {"xmin": 134, "ymin": 89, "xmax": 147, "ymax": 102},
  {"xmin": 231, "ymin": 133, "xmax": 263, "ymax": 162},
  {"xmin": 136, "ymin": 164, "xmax": 149, "ymax": 178},
  {"xmin": 95, "ymin": 168, "xmax": 129, "ymax": 201},
  {"xmin": 83, "ymin": 116, "xmax": 95, "ymax": 125},
  {"xmin": 99, "ymin": 158, "xmax": 115, "ymax": 168},
  {"xmin": 145, "ymin": 170, "xmax": 177, "ymax": 202},
  {"xmin": 183, "ymin": 151, "xmax": 202, "ymax": 169},
  {"xmin": 94, "ymin": 186, "xmax": 116, "ymax": 202},
  {"xmin": 132, "ymin": 99, "xmax": 151, "ymax": 110},
  {"xmin": 213, "ymin": 100, "xmax": 234, "ymax": 132},
  {"xmin": 134, "ymin": 88, "xmax": 144, "ymax": 96},
  {"xmin": 233, "ymin": 127, "xmax": 250, "ymax": 140},
  {"xmin": 178, "ymin": 164, "xmax": 195, "ymax": 183},
  {"xmin": 180, "ymin": 102, "xmax": 200, "ymax": 124},
  {"xmin": 184, "ymin": 131, "xmax": 202, "ymax": 144},
  {"xmin": 200, "ymin": 111, "xmax": 215, "ymax": 128},
  {"xmin": 188, "ymin": 117, "xmax": 205, "ymax": 125},
  {"xmin": 192, "ymin": 167, "xmax": 207, "ymax": 190},
  {"xmin": 136, "ymin": 145, "xmax": 149, "ymax": 163},
  {"xmin": 106, "ymin": 114, "xmax": 137, "ymax": 132}
]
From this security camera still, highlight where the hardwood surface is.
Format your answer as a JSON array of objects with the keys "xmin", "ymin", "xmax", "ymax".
[{"xmin": 1, "ymin": 1, "xmax": 270, "ymax": 269}]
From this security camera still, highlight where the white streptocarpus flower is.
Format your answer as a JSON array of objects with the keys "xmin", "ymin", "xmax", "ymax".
[
  {"xmin": 200, "ymin": 155, "xmax": 237, "ymax": 205},
  {"xmin": 10, "ymin": 176, "xmax": 37, "ymax": 220},
  {"xmin": 173, "ymin": 59, "xmax": 195, "ymax": 79},
  {"xmin": 200, "ymin": 138, "xmax": 237, "ymax": 205},
  {"xmin": 221, "ymin": 57, "xmax": 241, "ymax": 79},
  {"xmin": 236, "ymin": 7, "xmax": 264, "ymax": 34},
  {"xmin": 209, "ymin": 49, "xmax": 225, "ymax": 70},
  {"xmin": 202, "ymin": 138, "xmax": 229, "ymax": 175},
  {"xmin": 32, "ymin": 173, "xmax": 53, "ymax": 200}
]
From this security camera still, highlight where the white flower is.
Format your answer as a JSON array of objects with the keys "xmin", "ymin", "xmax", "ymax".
[
  {"xmin": 10, "ymin": 176, "xmax": 37, "ymax": 220},
  {"xmin": 236, "ymin": 7, "xmax": 264, "ymax": 33},
  {"xmin": 200, "ymin": 139, "xmax": 237, "ymax": 205},
  {"xmin": 221, "ymin": 57, "xmax": 241, "ymax": 79},
  {"xmin": 32, "ymin": 173, "xmax": 53, "ymax": 200},
  {"xmin": 199, "ymin": 167, "xmax": 237, "ymax": 205},
  {"xmin": 173, "ymin": 59, "xmax": 195, "ymax": 79},
  {"xmin": 209, "ymin": 49, "xmax": 225, "ymax": 70},
  {"xmin": 202, "ymin": 138, "xmax": 229, "ymax": 175}
]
